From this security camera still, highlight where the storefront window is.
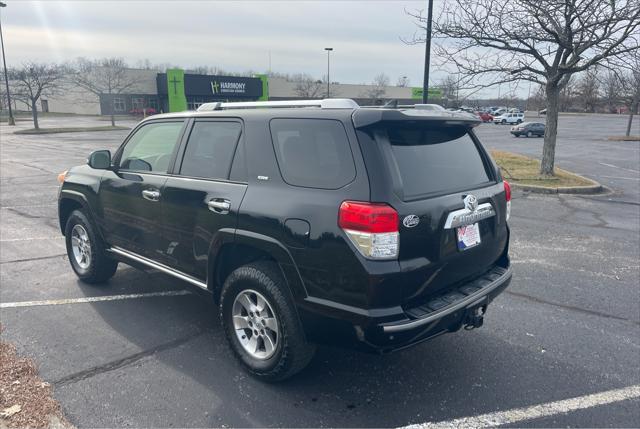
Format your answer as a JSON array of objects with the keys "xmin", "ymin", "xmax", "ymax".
[
  {"xmin": 113, "ymin": 97, "xmax": 126, "ymax": 112},
  {"xmin": 132, "ymin": 97, "xmax": 145, "ymax": 110}
]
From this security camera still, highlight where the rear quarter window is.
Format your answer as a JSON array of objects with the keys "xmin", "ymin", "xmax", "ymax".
[{"xmin": 270, "ymin": 118, "xmax": 356, "ymax": 189}]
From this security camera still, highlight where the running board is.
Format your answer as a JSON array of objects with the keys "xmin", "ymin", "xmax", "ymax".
[{"xmin": 108, "ymin": 247, "xmax": 208, "ymax": 291}]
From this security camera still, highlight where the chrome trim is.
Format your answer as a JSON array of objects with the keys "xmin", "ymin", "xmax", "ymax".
[
  {"xmin": 108, "ymin": 246, "xmax": 207, "ymax": 290},
  {"xmin": 208, "ymin": 199, "xmax": 231, "ymax": 214},
  {"xmin": 444, "ymin": 202, "xmax": 495, "ymax": 229},
  {"xmin": 141, "ymin": 189, "xmax": 160, "ymax": 201},
  {"xmin": 382, "ymin": 266, "xmax": 512, "ymax": 333}
]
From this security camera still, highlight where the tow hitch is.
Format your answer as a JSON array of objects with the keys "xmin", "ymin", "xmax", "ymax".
[{"xmin": 464, "ymin": 301, "xmax": 487, "ymax": 330}]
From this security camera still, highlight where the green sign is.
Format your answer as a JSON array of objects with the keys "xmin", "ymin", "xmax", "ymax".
[
  {"xmin": 166, "ymin": 68, "xmax": 187, "ymax": 112},
  {"xmin": 411, "ymin": 87, "xmax": 442, "ymax": 99},
  {"xmin": 255, "ymin": 74, "xmax": 269, "ymax": 101}
]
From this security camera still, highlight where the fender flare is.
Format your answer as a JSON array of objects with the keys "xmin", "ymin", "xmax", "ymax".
[
  {"xmin": 208, "ymin": 228, "xmax": 308, "ymax": 301},
  {"xmin": 58, "ymin": 189, "xmax": 104, "ymax": 240}
]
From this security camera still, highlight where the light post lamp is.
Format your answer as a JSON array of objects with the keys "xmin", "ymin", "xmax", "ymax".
[
  {"xmin": 422, "ymin": 0, "xmax": 434, "ymax": 104},
  {"xmin": 324, "ymin": 47, "xmax": 333, "ymax": 98},
  {"xmin": 0, "ymin": 1, "xmax": 15, "ymax": 125}
]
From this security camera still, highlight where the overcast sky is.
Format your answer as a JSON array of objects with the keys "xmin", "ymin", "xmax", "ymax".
[{"xmin": 1, "ymin": 0, "xmax": 516, "ymax": 97}]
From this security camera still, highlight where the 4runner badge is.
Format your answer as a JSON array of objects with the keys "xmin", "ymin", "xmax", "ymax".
[
  {"xmin": 464, "ymin": 194, "xmax": 478, "ymax": 211},
  {"xmin": 403, "ymin": 215, "xmax": 420, "ymax": 228}
]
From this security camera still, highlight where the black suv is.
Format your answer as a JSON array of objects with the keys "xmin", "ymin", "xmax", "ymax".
[{"xmin": 58, "ymin": 99, "xmax": 512, "ymax": 381}]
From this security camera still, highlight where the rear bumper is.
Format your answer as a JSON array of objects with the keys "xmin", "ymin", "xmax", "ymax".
[{"xmin": 299, "ymin": 263, "xmax": 512, "ymax": 352}]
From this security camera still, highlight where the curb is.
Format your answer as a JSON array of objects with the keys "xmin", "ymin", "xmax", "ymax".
[{"xmin": 511, "ymin": 172, "xmax": 605, "ymax": 195}]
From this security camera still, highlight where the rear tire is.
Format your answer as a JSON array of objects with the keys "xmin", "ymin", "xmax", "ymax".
[
  {"xmin": 220, "ymin": 261, "xmax": 315, "ymax": 382},
  {"xmin": 65, "ymin": 210, "xmax": 118, "ymax": 284}
]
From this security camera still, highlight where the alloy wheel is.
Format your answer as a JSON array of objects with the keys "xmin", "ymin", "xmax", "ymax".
[
  {"xmin": 232, "ymin": 289, "xmax": 280, "ymax": 360},
  {"xmin": 71, "ymin": 224, "xmax": 92, "ymax": 269}
]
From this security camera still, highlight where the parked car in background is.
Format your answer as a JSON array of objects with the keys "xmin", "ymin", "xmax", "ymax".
[
  {"xmin": 494, "ymin": 112, "xmax": 525, "ymax": 125},
  {"xmin": 510, "ymin": 122, "xmax": 545, "ymax": 137},
  {"xmin": 477, "ymin": 111, "xmax": 493, "ymax": 122}
]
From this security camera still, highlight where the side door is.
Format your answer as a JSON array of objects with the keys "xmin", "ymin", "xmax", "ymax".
[
  {"xmin": 98, "ymin": 119, "xmax": 186, "ymax": 261},
  {"xmin": 161, "ymin": 119, "xmax": 248, "ymax": 280}
]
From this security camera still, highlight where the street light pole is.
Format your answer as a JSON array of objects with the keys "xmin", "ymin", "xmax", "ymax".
[
  {"xmin": 0, "ymin": 1, "xmax": 15, "ymax": 125},
  {"xmin": 324, "ymin": 47, "xmax": 333, "ymax": 98},
  {"xmin": 422, "ymin": 0, "xmax": 434, "ymax": 104}
]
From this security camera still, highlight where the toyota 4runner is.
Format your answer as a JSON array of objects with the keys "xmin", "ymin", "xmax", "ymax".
[{"xmin": 58, "ymin": 99, "xmax": 512, "ymax": 381}]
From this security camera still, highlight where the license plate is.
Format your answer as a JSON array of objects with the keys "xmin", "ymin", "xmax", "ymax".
[{"xmin": 456, "ymin": 223, "xmax": 481, "ymax": 251}]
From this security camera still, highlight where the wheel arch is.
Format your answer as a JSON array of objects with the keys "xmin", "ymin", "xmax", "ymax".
[
  {"xmin": 58, "ymin": 190, "xmax": 99, "ymax": 237},
  {"xmin": 208, "ymin": 229, "xmax": 307, "ymax": 304}
]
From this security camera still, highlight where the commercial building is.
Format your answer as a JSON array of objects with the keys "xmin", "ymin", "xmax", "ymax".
[{"xmin": 4, "ymin": 67, "xmax": 441, "ymax": 116}]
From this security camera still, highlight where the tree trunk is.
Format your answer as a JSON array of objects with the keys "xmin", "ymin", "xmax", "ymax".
[
  {"xmin": 626, "ymin": 100, "xmax": 638, "ymax": 137},
  {"xmin": 540, "ymin": 83, "xmax": 560, "ymax": 176},
  {"xmin": 31, "ymin": 99, "xmax": 39, "ymax": 130},
  {"xmin": 110, "ymin": 114, "xmax": 115, "ymax": 127}
]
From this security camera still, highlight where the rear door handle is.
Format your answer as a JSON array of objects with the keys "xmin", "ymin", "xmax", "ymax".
[
  {"xmin": 208, "ymin": 199, "xmax": 231, "ymax": 214},
  {"xmin": 142, "ymin": 189, "xmax": 161, "ymax": 201}
]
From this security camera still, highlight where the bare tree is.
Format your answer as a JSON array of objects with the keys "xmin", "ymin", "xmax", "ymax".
[
  {"xmin": 439, "ymin": 75, "xmax": 460, "ymax": 107},
  {"xmin": 600, "ymin": 71, "xmax": 621, "ymax": 113},
  {"xmin": 396, "ymin": 76, "xmax": 410, "ymax": 87},
  {"xmin": 293, "ymin": 73, "xmax": 323, "ymax": 98},
  {"xmin": 366, "ymin": 73, "xmax": 390, "ymax": 99},
  {"xmin": 407, "ymin": 0, "xmax": 640, "ymax": 175},
  {"xmin": 615, "ymin": 51, "xmax": 640, "ymax": 136},
  {"xmin": 576, "ymin": 68, "xmax": 600, "ymax": 112},
  {"xmin": 9, "ymin": 62, "xmax": 65, "ymax": 129},
  {"xmin": 69, "ymin": 58, "xmax": 142, "ymax": 126}
]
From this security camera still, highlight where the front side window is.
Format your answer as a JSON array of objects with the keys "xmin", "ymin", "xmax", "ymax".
[
  {"xmin": 270, "ymin": 119, "xmax": 356, "ymax": 189},
  {"xmin": 119, "ymin": 121, "xmax": 184, "ymax": 173},
  {"xmin": 179, "ymin": 121, "xmax": 242, "ymax": 180}
]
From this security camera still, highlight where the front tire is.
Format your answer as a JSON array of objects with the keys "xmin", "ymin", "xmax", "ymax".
[
  {"xmin": 220, "ymin": 262, "xmax": 315, "ymax": 382},
  {"xmin": 65, "ymin": 210, "xmax": 118, "ymax": 284}
]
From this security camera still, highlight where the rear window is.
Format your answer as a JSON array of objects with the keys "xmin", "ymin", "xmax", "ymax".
[
  {"xmin": 379, "ymin": 124, "xmax": 491, "ymax": 199},
  {"xmin": 270, "ymin": 119, "xmax": 356, "ymax": 189}
]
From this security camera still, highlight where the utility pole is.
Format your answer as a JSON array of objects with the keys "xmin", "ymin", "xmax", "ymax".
[
  {"xmin": 324, "ymin": 47, "xmax": 333, "ymax": 98},
  {"xmin": 0, "ymin": 1, "xmax": 15, "ymax": 125},
  {"xmin": 422, "ymin": 0, "xmax": 434, "ymax": 104}
]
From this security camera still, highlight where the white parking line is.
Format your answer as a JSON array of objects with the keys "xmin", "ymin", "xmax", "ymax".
[
  {"xmin": 0, "ymin": 236, "xmax": 63, "ymax": 242},
  {"xmin": 0, "ymin": 290, "xmax": 192, "ymax": 309},
  {"xmin": 402, "ymin": 384, "xmax": 640, "ymax": 429},
  {"xmin": 598, "ymin": 162, "xmax": 640, "ymax": 174}
]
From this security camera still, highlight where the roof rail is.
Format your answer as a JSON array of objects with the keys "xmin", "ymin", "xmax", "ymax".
[{"xmin": 196, "ymin": 98, "xmax": 359, "ymax": 112}]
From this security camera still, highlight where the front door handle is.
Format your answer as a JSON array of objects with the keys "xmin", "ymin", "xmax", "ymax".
[
  {"xmin": 208, "ymin": 199, "xmax": 231, "ymax": 214},
  {"xmin": 142, "ymin": 189, "xmax": 161, "ymax": 201}
]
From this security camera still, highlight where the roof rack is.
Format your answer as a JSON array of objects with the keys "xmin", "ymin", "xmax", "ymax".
[{"xmin": 196, "ymin": 98, "xmax": 359, "ymax": 112}]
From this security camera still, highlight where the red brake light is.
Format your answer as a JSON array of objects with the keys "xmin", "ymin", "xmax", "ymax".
[
  {"xmin": 339, "ymin": 201, "xmax": 398, "ymax": 233},
  {"xmin": 503, "ymin": 180, "xmax": 511, "ymax": 202}
]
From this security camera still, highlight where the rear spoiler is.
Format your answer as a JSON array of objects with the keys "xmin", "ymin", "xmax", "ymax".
[{"xmin": 352, "ymin": 108, "xmax": 481, "ymax": 129}]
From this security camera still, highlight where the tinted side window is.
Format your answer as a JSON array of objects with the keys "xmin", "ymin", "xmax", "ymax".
[
  {"xmin": 229, "ymin": 138, "xmax": 247, "ymax": 182},
  {"xmin": 180, "ymin": 121, "xmax": 242, "ymax": 180},
  {"xmin": 270, "ymin": 119, "xmax": 356, "ymax": 189},
  {"xmin": 120, "ymin": 121, "xmax": 184, "ymax": 173}
]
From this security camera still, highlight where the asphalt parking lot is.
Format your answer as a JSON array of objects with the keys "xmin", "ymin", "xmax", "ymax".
[{"xmin": 1, "ymin": 113, "xmax": 639, "ymax": 427}]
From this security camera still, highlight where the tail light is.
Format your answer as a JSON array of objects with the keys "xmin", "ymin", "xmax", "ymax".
[
  {"xmin": 57, "ymin": 170, "xmax": 68, "ymax": 184},
  {"xmin": 504, "ymin": 180, "xmax": 511, "ymax": 221},
  {"xmin": 338, "ymin": 201, "xmax": 399, "ymax": 260}
]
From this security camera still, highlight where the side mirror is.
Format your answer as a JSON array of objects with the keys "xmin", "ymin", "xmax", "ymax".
[{"xmin": 87, "ymin": 150, "xmax": 111, "ymax": 169}]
